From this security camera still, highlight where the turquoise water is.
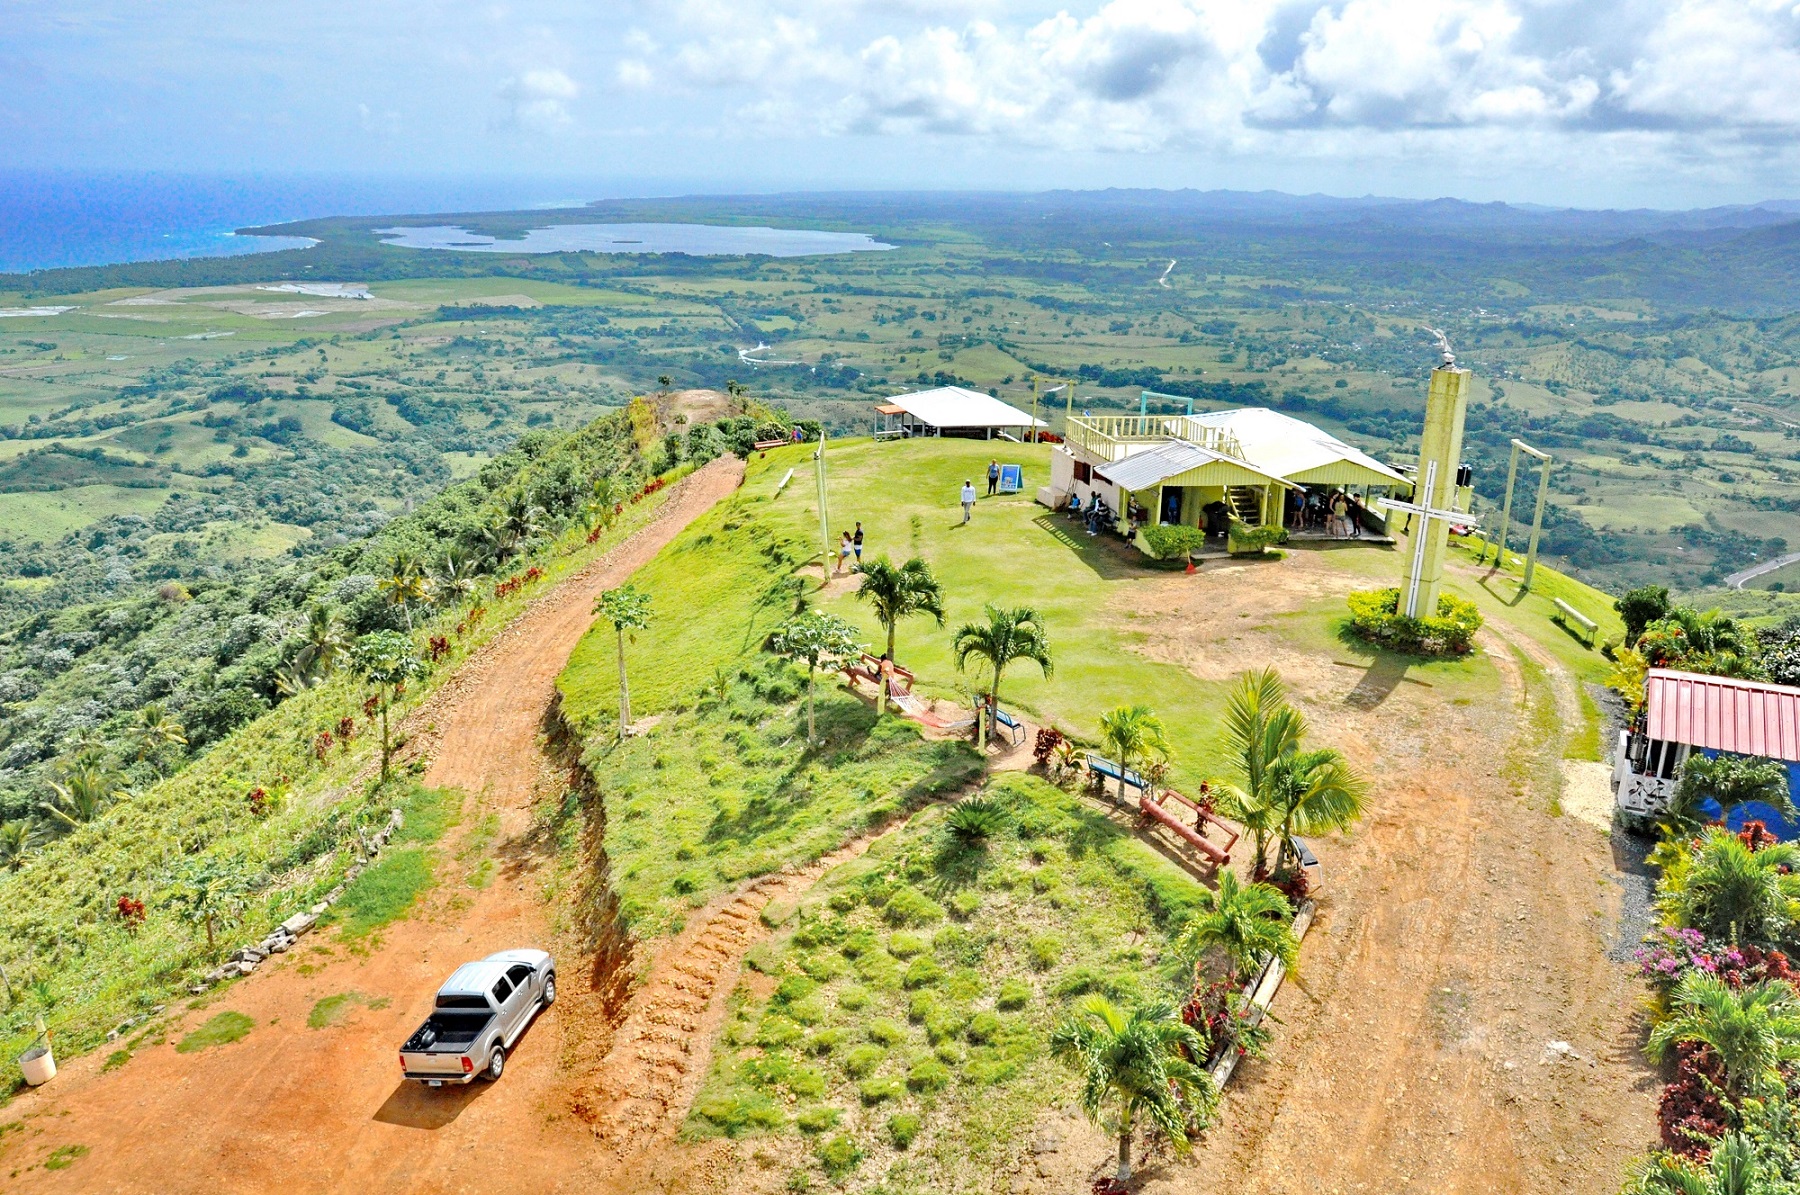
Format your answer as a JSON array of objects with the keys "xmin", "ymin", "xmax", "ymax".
[{"xmin": 377, "ymin": 222, "xmax": 893, "ymax": 257}]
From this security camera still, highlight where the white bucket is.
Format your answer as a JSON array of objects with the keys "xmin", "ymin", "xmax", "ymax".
[{"xmin": 19, "ymin": 1044, "xmax": 55, "ymax": 1086}]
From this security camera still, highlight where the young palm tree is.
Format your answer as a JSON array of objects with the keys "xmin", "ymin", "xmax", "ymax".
[
  {"xmin": 1213, "ymin": 667, "xmax": 1306, "ymax": 875},
  {"xmin": 1267, "ymin": 746, "xmax": 1367, "ymax": 872},
  {"xmin": 42, "ymin": 759, "xmax": 129, "ymax": 828},
  {"xmin": 129, "ymin": 702, "xmax": 187, "ymax": 766},
  {"xmin": 378, "ymin": 552, "xmax": 431, "ymax": 629},
  {"xmin": 770, "ymin": 609, "xmax": 863, "ymax": 744},
  {"xmin": 1675, "ymin": 829, "xmax": 1800, "ymax": 946},
  {"xmin": 1098, "ymin": 704, "xmax": 1169, "ymax": 802},
  {"xmin": 1629, "ymin": 1133, "xmax": 1761, "ymax": 1195},
  {"xmin": 1647, "ymin": 973, "xmax": 1800, "ymax": 1095},
  {"xmin": 1175, "ymin": 870, "xmax": 1301, "ymax": 984},
  {"xmin": 0, "ymin": 820, "xmax": 36, "ymax": 871},
  {"xmin": 596, "ymin": 585, "xmax": 652, "ymax": 739},
  {"xmin": 1050, "ymin": 995, "xmax": 1216, "ymax": 1185},
  {"xmin": 657, "ymin": 374, "xmax": 673, "ymax": 400},
  {"xmin": 952, "ymin": 605, "xmax": 1052, "ymax": 748},
  {"xmin": 434, "ymin": 548, "xmax": 481, "ymax": 606},
  {"xmin": 854, "ymin": 556, "xmax": 944, "ymax": 712},
  {"xmin": 297, "ymin": 603, "xmax": 349, "ymax": 675},
  {"xmin": 492, "ymin": 491, "xmax": 546, "ymax": 560}
]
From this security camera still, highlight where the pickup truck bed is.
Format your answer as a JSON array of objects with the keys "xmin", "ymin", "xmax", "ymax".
[{"xmin": 402, "ymin": 1011, "xmax": 491, "ymax": 1054}]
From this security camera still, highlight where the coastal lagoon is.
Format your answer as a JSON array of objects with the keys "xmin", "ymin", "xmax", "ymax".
[{"xmin": 376, "ymin": 222, "xmax": 894, "ymax": 257}]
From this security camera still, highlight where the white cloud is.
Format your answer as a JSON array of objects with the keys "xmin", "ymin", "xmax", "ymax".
[{"xmin": 498, "ymin": 66, "xmax": 580, "ymax": 131}]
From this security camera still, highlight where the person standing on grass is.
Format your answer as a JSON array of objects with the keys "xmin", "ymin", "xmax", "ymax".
[
  {"xmin": 852, "ymin": 522, "xmax": 865, "ymax": 570},
  {"xmin": 960, "ymin": 480, "xmax": 977, "ymax": 524},
  {"xmin": 838, "ymin": 531, "xmax": 854, "ymax": 574},
  {"xmin": 987, "ymin": 459, "xmax": 1000, "ymax": 496}
]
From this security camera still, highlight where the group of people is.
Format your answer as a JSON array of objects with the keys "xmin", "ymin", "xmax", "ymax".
[
  {"xmin": 1289, "ymin": 488, "xmax": 1365, "ymax": 538},
  {"xmin": 1066, "ymin": 490, "xmax": 1114, "ymax": 536}
]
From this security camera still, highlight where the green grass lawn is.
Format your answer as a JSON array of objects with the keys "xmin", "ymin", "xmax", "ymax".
[{"xmin": 685, "ymin": 772, "xmax": 1203, "ymax": 1192}]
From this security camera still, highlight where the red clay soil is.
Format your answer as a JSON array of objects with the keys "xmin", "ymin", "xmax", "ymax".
[{"xmin": 0, "ymin": 456, "xmax": 744, "ymax": 1195}]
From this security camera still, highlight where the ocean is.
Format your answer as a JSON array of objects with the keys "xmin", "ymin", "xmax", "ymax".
[{"xmin": 0, "ymin": 172, "xmax": 647, "ymax": 274}]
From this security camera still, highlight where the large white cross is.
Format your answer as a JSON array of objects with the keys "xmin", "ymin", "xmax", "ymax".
[{"xmin": 1378, "ymin": 460, "xmax": 1480, "ymax": 618}]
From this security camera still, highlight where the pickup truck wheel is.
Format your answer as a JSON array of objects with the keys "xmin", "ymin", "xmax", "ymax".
[
  {"xmin": 542, "ymin": 974, "xmax": 556, "ymax": 1007},
  {"xmin": 483, "ymin": 1047, "xmax": 505, "ymax": 1082}
]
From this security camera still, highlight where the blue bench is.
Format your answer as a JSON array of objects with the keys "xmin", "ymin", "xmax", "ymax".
[
  {"xmin": 1085, "ymin": 753, "xmax": 1148, "ymax": 798},
  {"xmin": 989, "ymin": 706, "xmax": 1026, "ymax": 745}
]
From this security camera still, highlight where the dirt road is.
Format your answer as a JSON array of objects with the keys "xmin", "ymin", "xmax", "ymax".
[{"xmin": 0, "ymin": 456, "xmax": 745, "ymax": 1195}]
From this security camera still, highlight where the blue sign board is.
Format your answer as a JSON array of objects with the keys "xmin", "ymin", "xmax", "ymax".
[{"xmin": 998, "ymin": 464, "xmax": 1023, "ymax": 493}]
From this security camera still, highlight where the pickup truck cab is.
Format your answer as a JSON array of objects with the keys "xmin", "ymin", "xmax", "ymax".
[{"xmin": 399, "ymin": 949, "xmax": 555, "ymax": 1085}]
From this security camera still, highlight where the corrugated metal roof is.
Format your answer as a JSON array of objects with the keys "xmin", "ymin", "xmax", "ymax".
[
  {"xmin": 1184, "ymin": 408, "xmax": 1407, "ymax": 486},
  {"xmin": 1094, "ymin": 439, "xmax": 1293, "ymax": 491},
  {"xmin": 882, "ymin": 386, "xmax": 1045, "ymax": 428},
  {"xmin": 1646, "ymin": 668, "xmax": 1800, "ymax": 762}
]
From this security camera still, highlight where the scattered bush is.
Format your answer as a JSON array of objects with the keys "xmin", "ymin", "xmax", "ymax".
[
  {"xmin": 804, "ymin": 1028, "xmax": 847, "ymax": 1056},
  {"xmin": 888, "ymin": 1112, "xmax": 922, "ymax": 1149},
  {"xmin": 1140, "ymin": 523, "xmax": 1209, "ymax": 564},
  {"xmin": 836, "ymin": 984, "xmax": 870, "ymax": 1011},
  {"xmin": 883, "ymin": 885, "xmax": 945, "ymax": 926},
  {"xmin": 756, "ymin": 1015, "xmax": 806, "ymax": 1049},
  {"xmin": 796, "ymin": 1106, "xmax": 841, "ymax": 1135},
  {"xmin": 996, "ymin": 980, "xmax": 1031, "ymax": 1011},
  {"xmin": 1026, "ymin": 933, "xmax": 1062, "ymax": 971},
  {"xmin": 859, "ymin": 1075, "xmax": 905, "ymax": 1104},
  {"xmin": 949, "ymin": 890, "xmax": 981, "ymax": 919},
  {"xmin": 868, "ymin": 1018, "xmax": 907, "ymax": 1046},
  {"xmin": 967, "ymin": 1011, "xmax": 1003, "ymax": 1044},
  {"xmin": 907, "ymin": 1058, "xmax": 952, "ymax": 1092},
  {"xmin": 695, "ymin": 1091, "xmax": 785, "ymax": 1136},
  {"xmin": 1344, "ymin": 587, "xmax": 1482, "ymax": 655},
  {"xmin": 903, "ymin": 957, "xmax": 944, "ymax": 989},
  {"xmin": 842, "ymin": 1044, "xmax": 885, "ymax": 1078},
  {"xmin": 817, "ymin": 1133, "xmax": 864, "ymax": 1179},
  {"xmin": 887, "ymin": 931, "xmax": 926, "ymax": 958}
]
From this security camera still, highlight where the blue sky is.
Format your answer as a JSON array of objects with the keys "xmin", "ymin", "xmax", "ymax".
[{"xmin": 7, "ymin": 1, "xmax": 1800, "ymax": 209}]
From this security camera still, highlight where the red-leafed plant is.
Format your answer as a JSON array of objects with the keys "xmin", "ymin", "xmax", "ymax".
[
  {"xmin": 313, "ymin": 730, "xmax": 334, "ymax": 760},
  {"xmin": 116, "ymin": 895, "xmax": 146, "ymax": 926},
  {"xmin": 246, "ymin": 787, "xmax": 271, "ymax": 817},
  {"xmin": 1658, "ymin": 1041, "xmax": 1731, "ymax": 1158},
  {"xmin": 1033, "ymin": 727, "xmax": 1066, "ymax": 769},
  {"xmin": 1740, "ymin": 820, "xmax": 1779, "ymax": 853},
  {"xmin": 524, "ymin": 566, "xmax": 544, "ymax": 583},
  {"xmin": 427, "ymin": 635, "xmax": 450, "ymax": 662},
  {"xmin": 1090, "ymin": 1180, "xmax": 1128, "ymax": 1195},
  {"xmin": 336, "ymin": 716, "xmax": 355, "ymax": 743},
  {"xmin": 363, "ymin": 694, "xmax": 381, "ymax": 719}
]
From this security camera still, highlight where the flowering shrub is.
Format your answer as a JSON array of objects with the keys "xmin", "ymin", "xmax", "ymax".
[
  {"xmin": 1635, "ymin": 928, "xmax": 1795, "ymax": 994},
  {"xmin": 1740, "ymin": 820, "xmax": 1779, "ymax": 852},
  {"xmin": 116, "ymin": 895, "xmax": 146, "ymax": 926},
  {"xmin": 1659, "ymin": 1042, "xmax": 1731, "ymax": 1158}
]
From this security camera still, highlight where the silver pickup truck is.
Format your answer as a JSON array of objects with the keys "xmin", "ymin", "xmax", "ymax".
[{"xmin": 398, "ymin": 949, "xmax": 555, "ymax": 1085}]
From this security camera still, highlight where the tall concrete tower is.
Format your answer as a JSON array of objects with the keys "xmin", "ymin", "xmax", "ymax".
[{"xmin": 1401, "ymin": 340, "xmax": 1472, "ymax": 618}]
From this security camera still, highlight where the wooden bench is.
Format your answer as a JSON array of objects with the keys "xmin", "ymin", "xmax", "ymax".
[
  {"xmin": 1551, "ymin": 597, "xmax": 1598, "ymax": 646},
  {"xmin": 753, "ymin": 438, "xmax": 790, "ymax": 452}
]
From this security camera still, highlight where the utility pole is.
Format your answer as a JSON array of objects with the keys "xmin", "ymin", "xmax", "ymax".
[
  {"xmin": 1028, "ymin": 375, "xmax": 1039, "ymax": 442},
  {"xmin": 814, "ymin": 427, "xmax": 831, "ymax": 567}
]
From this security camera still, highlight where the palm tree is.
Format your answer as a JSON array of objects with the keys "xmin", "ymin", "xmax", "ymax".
[
  {"xmin": 953, "ymin": 605, "xmax": 1052, "ymax": 749},
  {"xmin": 1675, "ymin": 828, "xmax": 1800, "ymax": 946},
  {"xmin": 1175, "ymin": 870, "xmax": 1300, "ymax": 984},
  {"xmin": 492, "ymin": 491, "xmax": 546, "ymax": 560},
  {"xmin": 1098, "ymin": 704, "xmax": 1169, "ymax": 802},
  {"xmin": 770, "ymin": 609, "xmax": 863, "ymax": 744},
  {"xmin": 1663, "ymin": 754, "xmax": 1794, "ymax": 840},
  {"xmin": 297, "ymin": 603, "xmax": 348, "ymax": 675},
  {"xmin": 1050, "ymin": 995, "xmax": 1216, "ymax": 1185},
  {"xmin": 1213, "ymin": 667, "xmax": 1306, "ymax": 875},
  {"xmin": 434, "ymin": 548, "xmax": 481, "ymax": 606},
  {"xmin": 1267, "ymin": 746, "xmax": 1366, "ymax": 872},
  {"xmin": 1629, "ymin": 1133, "xmax": 1762, "ymax": 1195},
  {"xmin": 0, "ymin": 820, "xmax": 36, "ymax": 871},
  {"xmin": 657, "ymin": 374, "xmax": 673, "ymax": 400},
  {"xmin": 378, "ymin": 552, "xmax": 431, "ymax": 629},
  {"xmin": 42, "ymin": 759, "xmax": 129, "ymax": 828},
  {"xmin": 1647, "ymin": 973, "xmax": 1800, "ymax": 1096},
  {"xmin": 596, "ymin": 585, "xmax": 652, "ymax": 739},
  {"xmin": 854, "ymin": 556, "xmax": 944, "ymax": 712},
  {"xmin": 130, "ymin": 702, "xmax": 187, "ymax": 766}
]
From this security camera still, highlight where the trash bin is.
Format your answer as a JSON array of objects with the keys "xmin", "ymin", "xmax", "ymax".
[{"xmin": 19, "ymin": 1043, "xmax": 55, "ymax": 1086}]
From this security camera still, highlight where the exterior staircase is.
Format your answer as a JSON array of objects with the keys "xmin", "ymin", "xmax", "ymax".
[{"xmin": 1226, "ymin": 485, "xmax": 1263, "ymax": 526}]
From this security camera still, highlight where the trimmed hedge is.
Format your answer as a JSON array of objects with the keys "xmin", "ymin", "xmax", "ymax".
[
  {"xmin": 1228, "ymin": 520, "xmax": 1289, "ymax": 556},
  {"xmin": 1345, "ymin": 586, "xmax": 1482, "ymax": 655},
  {"xmin": 1140, "ymin": 523, "xmax": 1208, "ymax": 562}
]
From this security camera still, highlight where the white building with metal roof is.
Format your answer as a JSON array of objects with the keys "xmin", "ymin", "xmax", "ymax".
[{"xmin": 874, "ymin": 386, "xmax": 1046, "ymax": 441}]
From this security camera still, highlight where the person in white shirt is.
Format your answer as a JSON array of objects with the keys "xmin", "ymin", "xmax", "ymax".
[{"xmin": 960, "ymin": 480, "xmax": 977, "ymax": 524}]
